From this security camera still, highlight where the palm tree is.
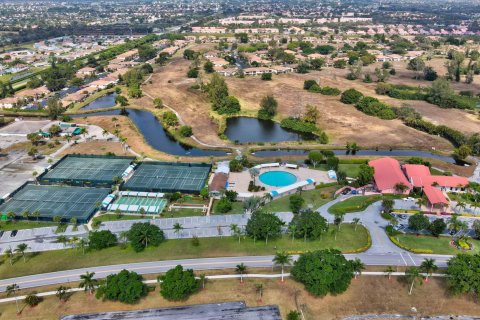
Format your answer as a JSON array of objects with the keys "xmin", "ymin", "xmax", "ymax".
[
  {"xmin": 79, "ymin": 271, "xmax": 98, "ymax": 294},
  {"xmin": 138, "ymin": 228, "xmax": 152, "ymax": 248},
  {"xmin": 420, "ymin": 258, "xmax": 438, "ymax": 282},
  {"xmin": 6, "ymin": 283, "xmax": 20, "ymax": 314},
  {"xmin": 262, "ymin": 193, "xmax": 273, "ymax": 205},
  {"xmin": 4, "ymin": 247, "xmax": 14, "ymax": 265},
  {"xmin": 416, "ymin": 197, "xmax": 427, "ymax": 210},
  {"xmin": 199, "ymin": 273, "xmax": 207, "ymax": 289},
  {"xmin": 69, "ymin": 236, "xmax": 79, "ymax": 248},
  {"xmin": 243, "ymin": 196, "xmax": 262, "ymax": 214},
  {"xmin": 173, "ymin": 222, "xmax": 183, "ymax": 238},
  {"xmin": 384, "ymin": 266, "xmax": 395, "ymax": 280},
  {"xmin": 7, "ymin": 211, "xmax": 16, "ymax": 222},
  {"xmin": 32, "ymin": 210, "xmax": 40, "ymax": 222},
  {"xmin": 230, "ymin": 224, "xmax": 242, "ymax": 243},
  {"xmin": 394, "ymin": 182, "xmax": 408, "ymax": 194},
  {"xmin": 57, "ymin": 235, "xmax": 69, "ymax": 247},
  {"xmin": 352, "ymin": 217, "xmax": 360, "ymax": 231},
  {"xmin": 405, "ymin": 266, "xmax": 422, "ymax": 295},
  {"xmin": 15, "ymin": 243, "xmax": 29, "ymax": 263},
  {"xmin": 56, "ymin": 286, "xmax": 70, "ymax": 302},
  {"xmin": 22, "ymin": 210, "xmax": 30, "ymax": 221},
  {"xmin": 70, "ymin": 217, "xmax": 77, "ymax": 226},
  {"xmin": 236, "ymin": 263, "xmax": 247, "ymax": 283},
  {"xmin": 255, "ymin": 283, "xmax": 264, "ymax": 300},
  {"xmin": 351, "ymin": 258, "xmax": 365, "ymax": 279},
  {"xmin": 288, "ymin": 224, "xmax": 297, "ymax": 242},
  {"xmin": 273, "ymin": 251, "xmax": 293, "ymax": 282},
  {"xmin": 119, "ymin": 231, "xmax": 129, "ymax": 244},
  {"xmin": 78, "ymin": 238, "xmax": 88, "ymax": 255},
  {"xmin": 249, "ymin": 167, "xmax": 260, "ymax": 186},
  {"xmin": 448, "ymin": 214, "xmax": 468, "ymax": 235},
  {"xmin": 455, "ymin": 201, "xmax": 466, "ymax": 214}
]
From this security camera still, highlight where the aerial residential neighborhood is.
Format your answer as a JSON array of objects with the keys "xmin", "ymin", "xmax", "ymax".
[{"xmin": 1, "ymin": 0, "xmax": 480, "ymax": 319}]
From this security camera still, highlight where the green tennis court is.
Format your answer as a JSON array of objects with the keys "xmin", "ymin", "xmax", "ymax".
[
  {"xmin": 38, "ymin": 154, "xmax": 134, "ymax": 187},
  {"xmin": 123, "ymin": 162, "xmax": 211, "ymax": 193},
  {"xmin": 0, "ymin": 184, "xmax": 110, "ymax": 223},
  {"xmin": 109, "ymin": 195, "xmax": 167, "ymax": 214}
]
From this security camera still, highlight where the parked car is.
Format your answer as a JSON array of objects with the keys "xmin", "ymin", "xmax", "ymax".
[{"xmin": 10, "ymin": 230, "xmax": 18, "ymax": 237}]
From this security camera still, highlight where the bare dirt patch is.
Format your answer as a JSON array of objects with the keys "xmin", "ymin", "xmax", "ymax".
[
  {"xmin": 59, "ymin": 140, "xmax": 128, "ymax": 157},
  {"xmin": 0, "ymin": 276, "xmax": 479, "ymax": 319}
]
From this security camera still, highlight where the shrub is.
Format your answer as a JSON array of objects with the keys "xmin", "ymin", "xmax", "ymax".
[
  {"xmin": 280, "ymin": 117, "xmax": 319, "ymax": 134},
  {"xmin": 179, "ymin": 125, "xmax": 193, "ymax": 137},
  {"xmin": 25, "ymin": 293, "xmax": 42, "ymax": 307},
  {"xmin": 319, "ymin": 86, "xmax": 341, "ymax": 96},
  {"xmin": 261, "ymin": 73, "xmax": 272, "ymax": 80},
  {"xmin": 340, "ymin": 89, "xmax": 363, "ymax": 104},
  {"xmin": 303, "ymin": 80, "xmax": 318, "ymax": 90},
  {"xmin": 127, "ymin": 223, "xmax": 165, "ymax": 252},
  {"xmin": 215, "ymin": 197, "xmax": 233, "ymax": 213},
  {"xmin": 96, "ymin": 269, "xmax": 148, "ymax": 304},
  {"xmin": 88, "ymin": 230, "xmax": 117, "ymax": 250},
  {"xmin": 355, "ymin": 96, "xmax": 397, "ymax": 120},
  {"xmin": 187, "ymin": 68, "xmax": 198, "ymax": 78},
  {"xmin": 159, "ymin": 265, "xmax": 200, "ymax": 301}
]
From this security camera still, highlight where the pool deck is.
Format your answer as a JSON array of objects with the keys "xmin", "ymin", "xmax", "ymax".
[{"xmin": 227, "ymin": 166, "xmax": 334, "ymax": 195}]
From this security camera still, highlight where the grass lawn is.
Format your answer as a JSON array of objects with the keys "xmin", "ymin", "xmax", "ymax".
[
  {"xmin": 162, "ymin": 209, "xmax": 205, "ymax": 218},
  {"xmin": 310, "ymin": 164, "xmax": 361, "ymax": 178},
  {"xmin": 392, "ymin": 234, "xmax": 480, "ymax": 255},
  {"xmin": 92, "ymin": 214, "xmax": 150, "ymax": 224},
  {"xmin": 263, "ymin": 185, "xmax": 339, "ymax": 212},
  {"xmin": 0, "ymin": 220, "xmax": 57, "ymax": 231},
  {"xmin": 0, "ymin": 224, "xmax": 369, "ymax": 279},
  {"xmin": 328, "ymin": 195, "xmax": 400, "ymax": 215},
  {"xmin": 212, "ymin": 201, "xmax": 244, "ymax": 215}
]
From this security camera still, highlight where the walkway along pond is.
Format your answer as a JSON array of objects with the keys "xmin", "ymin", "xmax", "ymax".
[{"xmin": 72, "ymin": 109, "xmax": 227, "ymax": 157}]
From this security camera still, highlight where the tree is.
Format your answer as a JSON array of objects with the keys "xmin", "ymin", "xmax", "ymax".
[
  {"xmin": 258, "ymin": 95, "xmax": 278, "ymax": 120},
  {"xmin": 423, "ymin": 66, "xmax": 438, "ymax": 81},
  {"xmin": 448, "ymin": 214, "xmax": 468, "ymax": 234},
  {"xmin": 230, "ymin": 224, "xmax": 242, "ymax": 243},
  {"xmin": 4, "ymin": 247, "xmax": 14, "ymax": 265},
  {"xmin": 303, "ymin": 80, "xmax": 318, "ymax": 90},
  {"xmin": 407, "ymin": 57, "xmax": 426, "ymax": 79},
  {"xmin": 162, "ymin": 111, "xmax": 179, "ymax": 127},
  {"xmin": 6, "ymin": 283, "xmax": 20, "ymax": 314},
  {"xmin": 357, "ymin": 164, "xmax": 374, "ymax": 186},
  {"xmin": 454, "ymin": 145, "xmax": 472, "ymax": 161},
  {"xmin": 289, "ymin": 209, "xmax": 328, "ymax": 241},
  {"xmin": 46, "ymin": 97, "xmax": 65, "ymax": 120},
  {"xmin": 420, "ymin": 258, "xmax": 438, "ymax": 282},
  {"xmin": 48, "ymin": 124, "xmax": 62, "ymax": 136},
  {"xmin": 261, "ymin": 73, "xmax": 272, "ymax": 81},
  {"xmin": 473, "ymin": 220, "xmax": 480, "ymax": 239},
  {"xmin": 287, "ymin": 310, "xmax": 301, "ymax": 320},
  {"xmin": 173, "ymin": 222, "xmax": 183, "ymax": 238},
  {"xmin": 308, "ymin": 151, "xmax": 323, "ymax": 168},
  {"xmin": 217, "ymin": 95, "xmax": 241, "ymax": 114},
  {"xmin": 127, "ymin": 222, "xmax": 165, "ymax": 252},
  {"xmin": 429, "ymin": 218, "xmax": 447, "ymax": 237},
  {"xmin": 204, "ymin": 61, "xmax": 214, "ymax": 73},
  {"xmin": 310, "ymin": 58, "xmax": 325, "ymax": 70},
  {"xmin": 200, "ymin": 187, "xmax": 209, "ymax": 200},
  {"xmin": 79, "ymin": 271, "xmax": 98, "ymax": 294},
  {"xmin": 303, "ymin": 104, "xmax": 319, "ymax": 124},
  {"xmin": 352, "ymin": 217, "xmax": 361, "ymax": 231},
  {"xmin": 56, "ymin": 286, "xmax": 70, "ymax": 302},
  {"xmin": 235, "ymin": 263, "xmax": 247, "ymax": 283},
  {"xmin": 158, "ymin": 265, "xmax": 199, "ymax": 301},
  {"xmin": 15, "ymin": 243, "xmax": 28, "ymax": 263},
  {"xmin": 57, "ymin": 235, "xmax": 69, "ymax": 247},
  {"xmin": 245, "ymin": 210, "xmax": 283, "ymax": 244},
  {"xmin": 428, "ymin": 78, "xmax": 454, "ymax": 106},
  {"xmin": 115, "ymin": 95, "xmax": 128, "ymax": 106},
  {"xmin": 394, "ymin": 182, "xmax": 409, "ymax": 194},
  {"xmin": 405, "ymin": 266, "xmax": 422, "ymax": 295},
  {"xmin": 96, "ymin": 269, "xmax": 148, "ymax": 304},
  {"xmin": 273, "ymin": 251, "xmax": 293, "ymax": 282},
  {"xmin": 408, "ymin": 213, "xmax": 430, "ymax": 232},
  {"xmin": 207, "ymin": 73, "xmax": 229, "ymax": 110},
  {"xmin": 78, "ymin": 238, "xmax": 88, "ymax": 255},
  {"xmin": 243, "ymin": 196, "xmax": 262, "ymax": 214},
  {"xmin": 384, "ymin": 266, "xmax": 395, "ymax": 280},
  {"xmin": 291, "ymin": 249, "xmax": 354, "ymax": 296},
  {"xmin": 27, "ymin": 132, "xmax": 42, "ymax": 146},
  {"xmin": 289, "ymin": 193, "xmax": 305, "ymax": 214},
  {"xmin": 340, "ymin": 88, "xmax": 363, "ymax": 104},
  {"xmin": 351, "ymin": 258, "xmax": 365, "ymax": 279},
  {"xmin": 153, "ymin": 97, "xmax": 163, "ymax": 108},
  {"xmin": 382, "ymin": 199, "xmax": 394, "ymax": 214},
  {"xmin": 187, "ymin": 68, "xmax": 199, "ymax": 78},
  {"xmin": 216, "ymin": 197, "xmax": 233, "ymax": 213},
  {"xmin": 179, "ymin": 125, "xmax": 193, "ymax": 137},
  {"xmin": 25, "ymin": 293, "xmax": 42, "ymax": 307},
  {"xmin": 138, "ymin": 44, "xmax": 158, "ymax": 61},
  {"xmin": 88, "ymin": 230, "xmax": 117, "ymax": 250},
  {"xmin": 446, "ymin": 253, "xmax": 480, "ymax": 296}
]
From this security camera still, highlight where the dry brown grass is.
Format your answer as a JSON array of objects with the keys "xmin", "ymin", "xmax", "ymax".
[
  {"xmin": 1, "ymin": 276, "xmax": 479, "ymax": 320},
  {"xmin": 58, "ymin": 140, "xmax": 128, "ymax": 157}
]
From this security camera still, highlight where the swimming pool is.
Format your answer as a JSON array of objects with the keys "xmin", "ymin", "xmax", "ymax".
[{"xmin": 259, "ymin": 171, "xmax": 297, "ymax": 187}]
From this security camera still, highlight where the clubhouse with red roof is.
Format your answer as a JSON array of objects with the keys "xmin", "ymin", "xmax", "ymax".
[{"xmin": 368, "ymin": 157, "xmax": 469, "ymax": 214}]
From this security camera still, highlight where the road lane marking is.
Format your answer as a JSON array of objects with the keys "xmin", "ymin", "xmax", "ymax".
[{"xmin": 399, "ymin": 252, "xmax": 408, "ymax": 266}]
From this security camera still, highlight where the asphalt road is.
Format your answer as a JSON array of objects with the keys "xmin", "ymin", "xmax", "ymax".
[{"xmin": 0, "ymin": 252, "xmax": 453, "ymax": 292}]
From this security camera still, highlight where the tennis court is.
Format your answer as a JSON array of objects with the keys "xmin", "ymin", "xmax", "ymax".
[
  {"xmin": 38, "ymin": 154, "xmax": 134, "ymax": 187},
  {"xmin": 108, "ymin": 193, "xmax": 167, "ymax": 214},
  {"xmin": 123, "ymin": 162, "xmax": 211, "ymax": 193},
  {"xmin": 0, "ymin": 184, "xmax": 110, "ymax": 223}
]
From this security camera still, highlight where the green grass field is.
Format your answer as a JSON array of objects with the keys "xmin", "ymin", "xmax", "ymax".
[
  {"xmin": 392, "ymin": 234, "xmax": 480, "ymax": 255},
  {"xmin": 0, "ymin": 224, "xmax": 369, "ymax": 279},
  {"xmin": 0, "ymin": 221, "xmax": 57, "ymax": 231},
  {"xmin": 263, "ymin": 185, "xmax": 338, "ymax": 212},
  {"xmin": 311, "ymin": 164, "xmax": 362, "ymax": 178},
  {"xmin": 328, "ymin": 195, "xmax": 401, "ymax": 215}
]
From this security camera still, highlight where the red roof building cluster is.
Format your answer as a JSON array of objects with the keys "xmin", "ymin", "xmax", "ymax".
[{"xmin": 369, "ymin": 158, "xmax": 469, "ymax": 207}]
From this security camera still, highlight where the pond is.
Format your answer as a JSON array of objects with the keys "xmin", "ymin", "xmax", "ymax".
[
  {"xmin": 251, "ymin": 149, "xmax": 457, "ymax": 164},
  {"xmin": 72, "ymin": 109, "xmax": 228, "ymax": 157},
  {"xmin": 224, "ymin": 117, "xmax": 302, "ymax": 143},
  {"xmin": 81, "ymin": 92, "xmax": 118, "ymax": 110}
]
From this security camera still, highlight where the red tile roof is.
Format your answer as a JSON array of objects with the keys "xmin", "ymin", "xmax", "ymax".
[
  {"xmin": 402, "ymin": 164, "xmax": 468, "ymax": 188},
  {"xmin": 424, "ymin": 175, "xmax": 469, "ymax": 188},
  {"xmin": 368, "ymin": 157, "xmax": 411, "ymax": 191},
  {"xmin": 423, "ymin": 186, "xmax": 449, "ymax": 205},
  {"xmin": 402, "ymin": 164, "xmax": 431, "ymax": 187}
]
